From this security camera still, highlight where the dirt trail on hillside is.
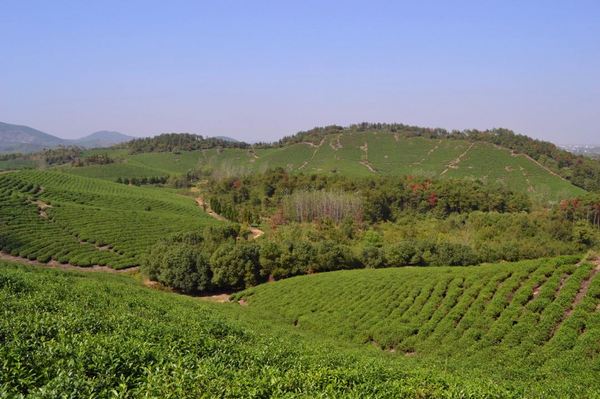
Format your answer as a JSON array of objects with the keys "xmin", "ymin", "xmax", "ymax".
[
  {"xmin": 0, "ymin": 251, "xmax": 138, "ymax": 273},
  {"xmin": 298, "ymin": 138, "xmax": 325, "ymax": 170},
  {"xmin": 195, "ymin": 197, "xmax": 228, "ymax": 221},
  {"xmin": 359, "ymin": 142, "xmax": 377, "ymax": 173},
  {"xmin": 195, "ymin": 196, "xmax": 264, "ymax": 239},
  {"xmin": 441, "ymin": 143, "xmax": 475, "ymax": 175}
]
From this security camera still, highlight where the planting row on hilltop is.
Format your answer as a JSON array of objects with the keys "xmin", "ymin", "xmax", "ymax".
[{"xmin": 0, "ymin": 170, "xmax": 219, "ymax": 268}]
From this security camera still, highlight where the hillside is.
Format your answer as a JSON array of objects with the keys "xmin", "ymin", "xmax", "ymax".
[
  {"xmin": 1, "ymin": 257, "xmax": 598, "ymax": 397},
  {"xmin": 0, "ymin": 121, "xmax": 64, "ymax": 153},
  {"xmin": 0, "ymin": 170, "xmax": 220, "ymax": 268},
  {"xmin": 237, "ymin": 255, "xmax": 600, "ymax": 396},
  {"xmin": 0, "ymin": 261, "xmax": 514, "ymax": 398},
  {"xmin": 73, "ymin": 130, "xmax": 134, "ymax": 147},
  {"xmin": 66, "ymin": 132, "xmax": 585, "ymax": 202}
]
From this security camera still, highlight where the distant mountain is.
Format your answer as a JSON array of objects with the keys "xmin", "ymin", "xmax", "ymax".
[
  {"xmin": 0, "ymin": 121, "xmax": 65, "ymax": 153},
  {"xmin": 73, "ymin": 131, "xmax": 134, "ymax": 148},
  {"xmin": 0, "ymin": 122, "xmax": 135, "ymax": 153}
]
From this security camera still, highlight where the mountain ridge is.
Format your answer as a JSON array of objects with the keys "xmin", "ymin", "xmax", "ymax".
[{"xmin": 0, "ymin": 121, "xmax": 133, "ymax": 152}]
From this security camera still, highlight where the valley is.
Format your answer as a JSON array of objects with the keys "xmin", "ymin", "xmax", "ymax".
[{"xmin": 1, "ymin": 126, "xmax": 599, "ymax": 397}]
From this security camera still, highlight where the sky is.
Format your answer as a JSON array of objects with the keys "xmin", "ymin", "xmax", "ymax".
[{"xmin": 1, "ymin": 1, "xmax": 599, "ymax": 144}]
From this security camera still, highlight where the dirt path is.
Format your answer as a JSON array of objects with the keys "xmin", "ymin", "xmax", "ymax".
[
  {"xmin": 298, "ymin": 138, "xmax": 325, "ymax": 170},
  {"xmin": 413, "ymin": 140, "xmax": 441, "ymax": 166},
  {"xmin": 195, "ymin": 197, "xmax": 228, "ymax": 221},
  {"xmin": 441, "ymin": 142, "xmax": 475, "ymax": 175},
  {"xmin": 329, "ymin": 134, "xmax": 343, "ymax": 151},
  {"xmin": 359, "ymin": 142, "xmax": 377, "ymax": 173},
  {"xmin": 0, "ymin": 251, "xmax": 138, "ymax": 273},
  {"xmin": 195, "ymin": 196, "xmax": 264, "ymax": 239}
]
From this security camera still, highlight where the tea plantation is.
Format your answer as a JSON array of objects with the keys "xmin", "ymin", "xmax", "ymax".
[
  {"xmin": 0, "ymin": 260, "xmax": 520, "ymax": 398},
  {"xmin": 0, "ymin": 170, "xmax": 220, "ymax": 268},
  {"xmin": 66, "ymin": 133, "xmax": 584, "ymax": 202},
  {"xmin": 237, "ymin": 256, "xmax": 600, "ymax": 397}
]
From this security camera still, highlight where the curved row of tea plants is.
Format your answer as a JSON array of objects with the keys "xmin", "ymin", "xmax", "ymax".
[{"xmin": 237, "ymin": 255, "xmax": 600, "ymax": 397}]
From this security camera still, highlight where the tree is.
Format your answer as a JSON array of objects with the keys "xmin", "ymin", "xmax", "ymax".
[{"xmin": 210, "ymin": 242, "xmax": 262, "ymax": 290}]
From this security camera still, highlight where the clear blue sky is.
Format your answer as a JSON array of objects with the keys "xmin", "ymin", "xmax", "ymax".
[{"xmin": 1, "ymin": 1, "xmax": 599, "ymax": 144}]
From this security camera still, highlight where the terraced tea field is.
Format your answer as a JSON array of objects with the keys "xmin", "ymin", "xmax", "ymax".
[
  {"xmin": 0, "ymin": 170, "xmax": 220, "ymax": 268},
  {"xmin": 67, "ymin": 133, "xmax": 585, "ymax": 202},
  {"xmin": 238, "ymin": 256, "xmax": 600, "ymax": 395}
]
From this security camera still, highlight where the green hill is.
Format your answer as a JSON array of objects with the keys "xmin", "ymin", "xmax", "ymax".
[
  {"xmin": 237, "ymin": 255, "xmax": 600, "ymax": 396},
  {"xmin": 2, "ymin": 258, "xmax": 598, "ymax": 398},
  {"xmin": 65, "ymin": 133, "xmax": 585, "ymax": 202},
  {"xmin": 0, "ymin": 170, "xmax": 220, "ymax": 268}
]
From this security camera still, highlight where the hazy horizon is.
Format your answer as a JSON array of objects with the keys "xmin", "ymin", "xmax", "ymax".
[{"xmin": 2, "ymin": 1, "xmax": 599, "ymax": 145}]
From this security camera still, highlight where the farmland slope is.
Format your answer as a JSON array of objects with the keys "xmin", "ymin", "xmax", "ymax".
[
  {"xmin": 0, "ymin": 170, "xmax": 220, "ymax": 268},
  {"xmin": 66, "ymin": 133, "xmax": 584, "ymax": 201},
  {"xmin": 0, "ymin": 260, "xmax": 519, "ymax": 398},
  {"xmin": 238, "ymin": 256, "xmax": 600, "ymax": 396}
]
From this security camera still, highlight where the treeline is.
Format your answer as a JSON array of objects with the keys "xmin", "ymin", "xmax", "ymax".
[
  {"xmin": 35, "ymin": 146, "xmax": 83, "ymax": 166},
  {"xmin": 72, "ymin": 153, "xmax": 114, "ymax": 167},
  {"xmin": 115, "ymin": 169, "xmax": 204, "ymax": 188},
  {"xmin": 204, "ymin": 168, "xmax": 531, "ymax": 225},
  {"xmin": 0, "ymin": 153, "xmax": 25, "ymax": 161},
  {"xmin": 126, "ymin": 133, "xmax": 248, "ymax": 154},
  {"xmin": 116, "ymin": 176, "xmax": 168, "ymax": 186},
  {"xmin": 558, "ymin": 194, "xmax": 600, "ymax": 230},
  {"xmin": 271, "ymin": 123, "xmax": 600, "ymax": 192},
  {"xmin": 0, "ymin": 147, "xmax": 114, "ymax": 168}
]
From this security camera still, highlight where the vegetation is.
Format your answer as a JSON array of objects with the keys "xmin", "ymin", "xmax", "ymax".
[
  {"xmin": 61, "ymin": 130, "xmax": 584, "ymax": 202},
  {"xmin": 3, "ymin": 259, "xmax": 599, "ymax": 397},
  {"xmin": 143, "ymin": 209, "xmax": 598, "ymax": 294},
  {"xmin": 204, "ymin": 168, "xmax": 531, "ymax": 225},
  {"xmin": 275, "ymin": 123, "xmax": 600, "ymax": 192},
  {"xmin": 0, "ymin": 170, "xmax": 219, "ymax": 268},
  {"xmin": 2, "ymin": 125, "xmax": 600, "ymax": 397},
  {"xmin": 125, "ymin": 133, "xmax": 248, "ymax": 153},
  {"xmin": 237, "ymin": 255, "xmax": 600, "ymax": 397}
]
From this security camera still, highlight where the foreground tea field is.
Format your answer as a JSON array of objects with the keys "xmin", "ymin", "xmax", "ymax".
[
  {"xmin": 0, "ymin": 260, "xmax": 518, "ymax": 398},
  {"xmin": 0, "ymin": 170, "xmax": 219, "ymax": 268},
  {"xmin": 238, "ymin": 256, "xmax": 600, "ymax": 396}
]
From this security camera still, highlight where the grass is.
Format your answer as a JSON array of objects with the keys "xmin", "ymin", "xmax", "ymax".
[
  {"xmin": 237, "ymin": 255, "xmax": 600, "ymax": 397},
  {"xmin": 0, "ymin": 170, "xmax": 220, "ymax": 268}
]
